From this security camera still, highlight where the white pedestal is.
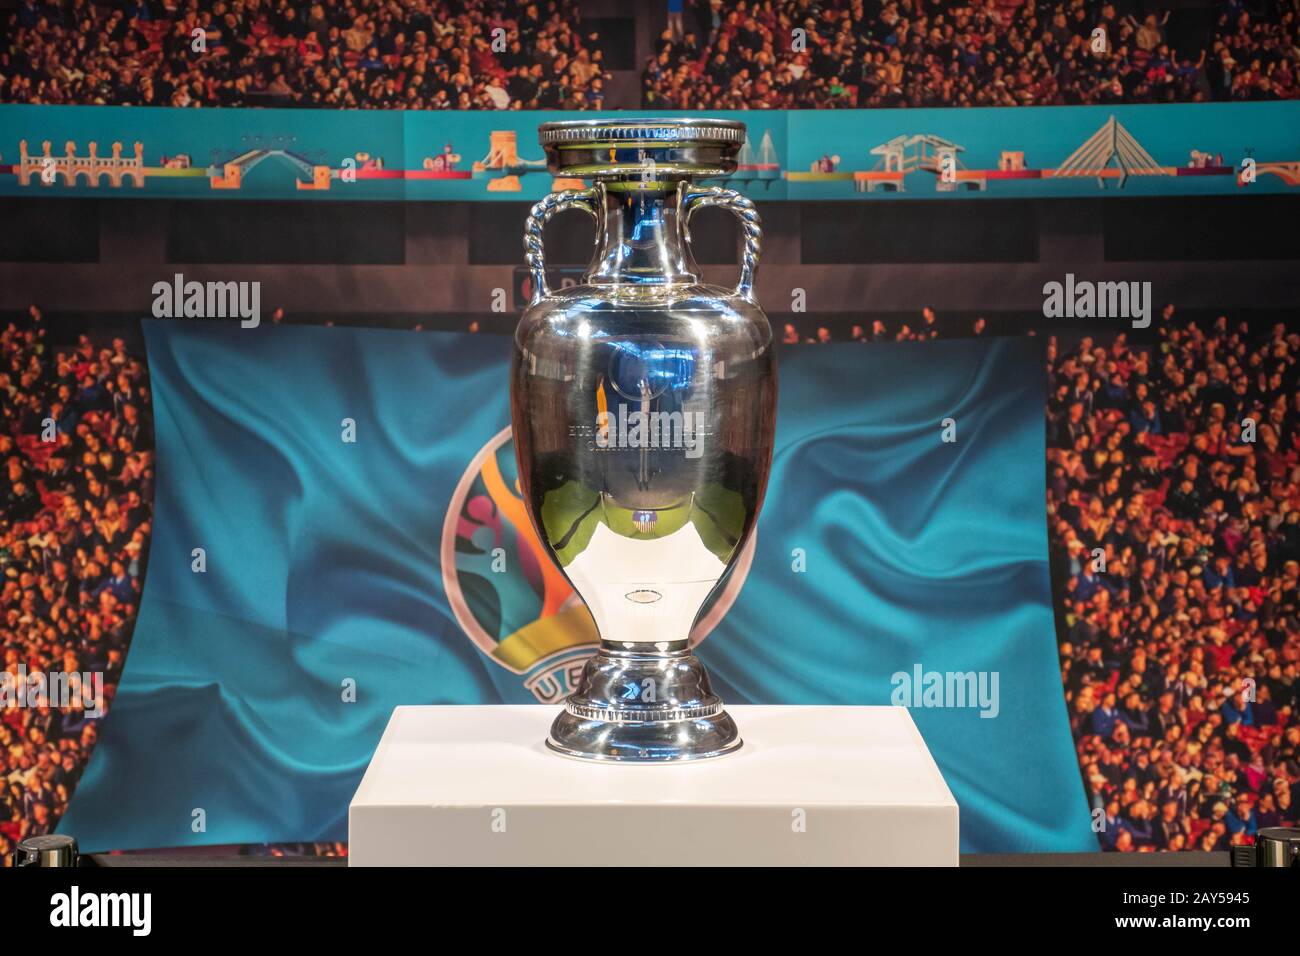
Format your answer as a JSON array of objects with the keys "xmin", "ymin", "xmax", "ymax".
[{"xmin": 348, "ymin": 705, "xmax": 958, "ymax": 866}]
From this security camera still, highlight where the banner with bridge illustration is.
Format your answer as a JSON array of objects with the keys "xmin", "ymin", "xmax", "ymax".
[{"xmin": 2, "ymin": 102, "xmax": 1297, "ymax": 202}]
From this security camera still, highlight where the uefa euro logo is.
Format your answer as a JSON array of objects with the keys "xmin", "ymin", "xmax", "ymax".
[{"xmin": 441, "ymin": 427, "xmax": 754, "ymax": 703}]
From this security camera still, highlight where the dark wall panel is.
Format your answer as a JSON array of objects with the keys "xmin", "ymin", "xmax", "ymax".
[
  {"xmin": 166, "ymin": 202, "xmax": 405, "ymax": 264},
  {"xmin": 802, "ymin": 201, "xmax": 1038, "ymax": 264},
  {"xmin": 0, "ymin": 199, "xmax": 99, "ymax": 263},
  {"xmin": 1104, "ymin": 196, "xmax": 1300, "ymax": 262}
]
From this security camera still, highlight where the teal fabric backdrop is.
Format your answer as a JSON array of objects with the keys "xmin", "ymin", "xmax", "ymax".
[{"xmin": 59, "ymin": 322, "xmax": 1096, "ymax": 853}]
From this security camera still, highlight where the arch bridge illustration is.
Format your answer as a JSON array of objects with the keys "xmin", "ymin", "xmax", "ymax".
[
  {"xmin": 209, "ymin": 138, "xmax": 333, "ymax": 190},
  {"xmin": 17, "ymin": 140, "xmax": 145, "ymax": 187},
  {"xmin": 1250, "ymin": 161, "xmax": 1300, "ymax": 186}
]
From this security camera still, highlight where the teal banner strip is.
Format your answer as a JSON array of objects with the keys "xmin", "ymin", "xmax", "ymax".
[{"xmin": 2, "ymin": 103, "xmax": 1297, "ymax": 201}]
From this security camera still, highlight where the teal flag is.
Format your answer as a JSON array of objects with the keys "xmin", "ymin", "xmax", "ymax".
[{"xmin": 60, "ymin": 322, "xmax": 1095, "ymax": 853}]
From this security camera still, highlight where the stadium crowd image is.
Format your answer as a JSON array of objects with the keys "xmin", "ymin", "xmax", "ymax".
[
  {"xmin": 3, "ymin": 1, "xmax": 1298, "ymax": 108},
  {"xmin": 1, "ymin": 0, "xmax": 1299, "ymax": 891}
]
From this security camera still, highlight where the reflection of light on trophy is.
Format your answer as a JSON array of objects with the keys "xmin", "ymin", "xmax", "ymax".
[
  {"xmin": 594, "ymin": 375, "xmax": 609, "ymax": 448},
  {"xmin": 638, "ymin": 377, "xmax": 652, "ymax": 488}
]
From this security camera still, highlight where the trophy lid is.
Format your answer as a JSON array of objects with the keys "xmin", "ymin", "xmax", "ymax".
[
  {"xmin": 538, "ymin": 118, "xmax": 747, "ymax": 180},
  {"xmin": 1233, "ymin": 826, "xmax": 1300, "ymax": 867},
  {"xmin": 13, "ymin": 833, "xmax": 80, "ymax": 867}
]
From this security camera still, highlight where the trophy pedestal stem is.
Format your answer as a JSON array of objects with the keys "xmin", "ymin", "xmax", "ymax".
[{"xmin": 546, "ymin": 640, "xmax": 742, "ymax": 762}]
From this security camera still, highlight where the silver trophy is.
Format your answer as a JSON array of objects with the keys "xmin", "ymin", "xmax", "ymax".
[{"xmin": 511, "ymin": 119, "xmax": 777, "ymax": 761}]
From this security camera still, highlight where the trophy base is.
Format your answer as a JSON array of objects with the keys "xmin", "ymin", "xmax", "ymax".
[{"xmin": 545, "ymin": 640, "xmax": 742, "ymax": 762}]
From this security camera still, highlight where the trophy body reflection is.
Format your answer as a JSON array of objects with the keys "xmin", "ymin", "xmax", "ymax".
[{"xmin": 511, "ymin": 119, "xmax": 777, "ymax": 761}]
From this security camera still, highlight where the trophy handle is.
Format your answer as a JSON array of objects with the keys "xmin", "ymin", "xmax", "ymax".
[
  {"xmin": 681, "ymin": 185, "xmax": 762, "ymax": 301},
  {"xmin": 523, "ymin": 186, "xmax": 601, "ymax": 306}
]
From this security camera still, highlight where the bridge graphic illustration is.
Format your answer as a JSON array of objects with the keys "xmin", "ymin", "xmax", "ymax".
[
  {"xmin": 781, "ymin": 113, "xmax": 1271, "ymax": 194},
  {"xmin": 1054, "ymin": 115, "xmax": 1170, "ymax": 188},
  {"xmin": 209, "ymin": 138, "xmax": 333, "ymax": 190},
  {"xmin": 16, "ymin": 140, "xmax": 146, "ymax": 187}
]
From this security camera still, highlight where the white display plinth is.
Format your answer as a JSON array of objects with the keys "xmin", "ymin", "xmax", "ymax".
[{"xmin": 348, "ymin": 705, "xmax": 958, "ymax": 866}]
